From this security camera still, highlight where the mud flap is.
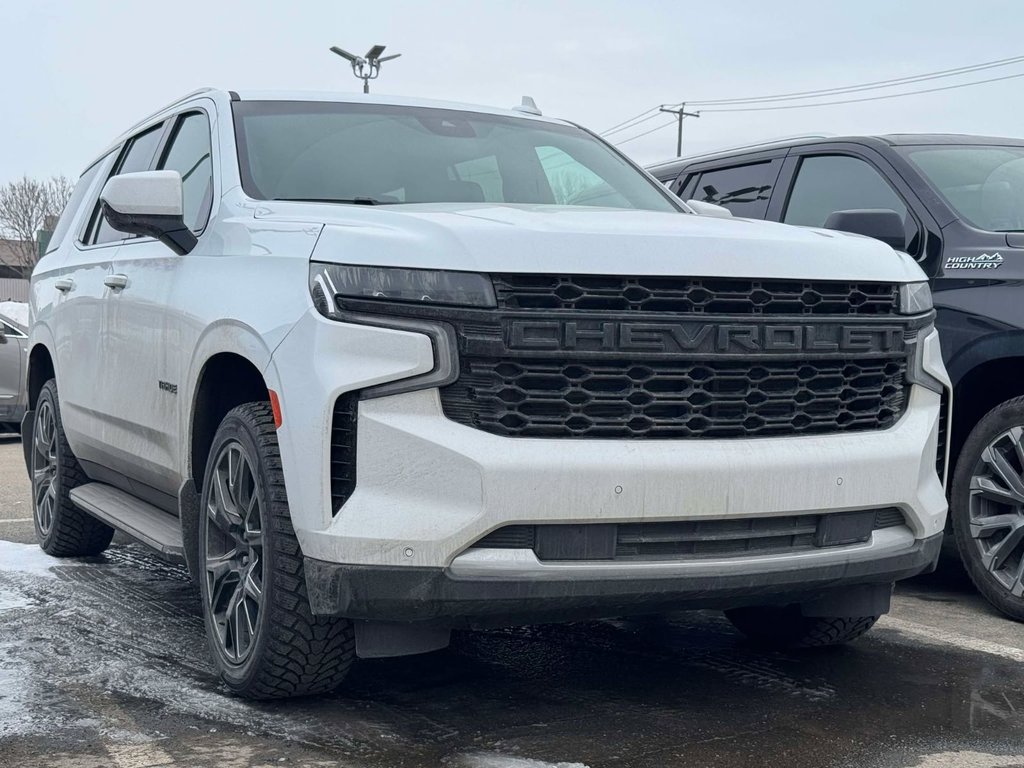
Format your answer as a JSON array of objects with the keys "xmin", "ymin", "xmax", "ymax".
[
  {"xmin": 177, "ymin": 479, "xmax": 201, "ymax": 588},
  {"xmin": 354, "ymin": 620, "xmax": 451, "ymax": 658}
]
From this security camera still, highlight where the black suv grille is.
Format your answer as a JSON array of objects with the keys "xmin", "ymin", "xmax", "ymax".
[
  {"xmin": 493, "ymin": 275, "xmax": 899, "ymax": 315},
  {"xmin": 441, "ymin": 357, "xmax": 907, "ymax": 439}
]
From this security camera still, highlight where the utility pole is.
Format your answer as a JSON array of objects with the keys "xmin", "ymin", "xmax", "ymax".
[
  {"xmin": 329, "ymin": 44, "xmax": 402, "ymax": 93},
  {"xmin": 659, "ymin": 103, "xmax": 700, "ymax": 157}
]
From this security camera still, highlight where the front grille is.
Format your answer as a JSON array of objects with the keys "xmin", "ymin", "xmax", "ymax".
[
  {"xmin": 493, "ymin": 275, "xmax": 899, "ymax": 316},
  {"xmin": 441, "ymin": 357, "xmax": 907, "ymax": 439},
  {"xmin": 330, "ymin": 394, "xmax": 358, "ymax": 514},
  {"xmin": 472, "ymin": 509, "xmax": 906, "ymax": 561}
]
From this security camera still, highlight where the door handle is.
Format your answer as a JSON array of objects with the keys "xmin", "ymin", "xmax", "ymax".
[
  {"xmin": 104, "ymin": 274, "xmax": 129, "ymax": 290},
  {"xmin": 55, "ymin": 277, "xmax": 74, "ymax": 293}
]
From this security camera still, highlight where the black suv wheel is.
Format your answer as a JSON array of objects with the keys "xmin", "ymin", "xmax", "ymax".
[
  {"xmin": 31, "ymin": 380, "xmax": 114, "ymax": 557},
  {"xmin": 197, "ymin": 402, "xmax": 355, "ymax": 699},
  {"xmin": 951, "ymin": 397, "xmax": 1024, "ymax": 621}
]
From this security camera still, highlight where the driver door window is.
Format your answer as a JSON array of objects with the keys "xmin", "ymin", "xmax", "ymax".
[{"xmin": 784, "ymin": 155, "xmax": 920, "ymax": 253}]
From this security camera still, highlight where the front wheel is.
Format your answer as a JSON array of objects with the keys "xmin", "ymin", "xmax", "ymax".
[
  {"xmin": 198, "ymin": 401, "xmax": 355, "ymax": 699},
  {"xmin": 951, "ymin": 397, "xmax": 1024, "ymax": 621},
  {"xmin": 725, "ymin": 605, "xmax": 879, "ymax": 649}
]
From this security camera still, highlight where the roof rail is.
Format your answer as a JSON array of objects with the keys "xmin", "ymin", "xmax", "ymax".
[{"xmin": 649, "ymin": 134, "xmax": 833, "ymax": 168}]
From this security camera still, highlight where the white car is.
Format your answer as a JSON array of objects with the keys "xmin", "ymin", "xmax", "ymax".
[
  {"xmin": 0, "ymin": 303, "xmax": 28, "ymax": 433},
  {"xmin": 25, "ymin": 88, "xmax": 949, "ymax": 699}
]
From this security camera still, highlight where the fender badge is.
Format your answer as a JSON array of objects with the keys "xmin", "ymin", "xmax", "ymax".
[{"xmin": 944, "ymin": 253, "xmax": 1004, "ymax": 270}]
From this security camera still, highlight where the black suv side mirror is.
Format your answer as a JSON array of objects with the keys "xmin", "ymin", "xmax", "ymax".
[{"xmin": 823, "ymin": 209, "xmax": 905, "ymax": 250}]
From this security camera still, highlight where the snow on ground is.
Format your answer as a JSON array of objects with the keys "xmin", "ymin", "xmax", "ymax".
[
  {"xmin": 0, "ymin": 539, "xmax": 57, "ymax": 578},
  {"xmin": 0, "ymin": 300, "xmax": 28, "ymax": 329}
]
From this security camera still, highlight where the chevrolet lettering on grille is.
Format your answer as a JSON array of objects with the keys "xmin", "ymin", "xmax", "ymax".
[{"xmin": 507, "ymin": 320, "xmax": 905, "ymax": 355}]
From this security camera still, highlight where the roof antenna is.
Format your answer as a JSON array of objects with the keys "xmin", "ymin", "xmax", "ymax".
[
  {"xmin": 329, "ymin": 44, "xmax": 402, "ymax": 93},
  {"xmin": 512, "ymin": 96, "xmax": 542, "ymax": 116}
]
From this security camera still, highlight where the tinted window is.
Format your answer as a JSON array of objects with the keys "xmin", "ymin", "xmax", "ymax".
[
  {"xmin": 691, "ymin": 162, "xmax": 775, "ymax": 218},
  {"xmin": 899, "ymin": 145, "xmax": 1024, "ymax": 232},
  {"xmin": 784, "ymin": 155, "xmax": 916, "ymax": 251},
  {"xmin": 232, "ymin": 101, "xmax": 678, "ymax": 212},
  {"xmin": 88, "ymin": 123, "xmax": 165, "ymax": 245},
  {"xmin": 47, "ymin": 154, "xmax": 109, "ymax": 253},
  {"xmin": 158, "ymin": 112, "xmax": 214, "ymax": 232}
]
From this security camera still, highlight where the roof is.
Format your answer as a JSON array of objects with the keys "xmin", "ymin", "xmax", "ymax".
[{"xmin": 648, "ymin": 133, "xmax": 1024, "ymax": 172}]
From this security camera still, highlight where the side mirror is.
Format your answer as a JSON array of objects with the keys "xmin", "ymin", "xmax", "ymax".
[
  {"xmin": 686, "ymin": 199, "xmax": 733, "ymax": 219},
  {"xmin": 100, "ymin": 171, "xmax": 198, "ymax": 255},
  {"xmin": 823, "ymin": 209, "xmax": 905, "ymax": 250}
]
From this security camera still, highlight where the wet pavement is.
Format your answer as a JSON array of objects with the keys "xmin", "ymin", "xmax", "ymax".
[{"xmin": 1, "ymin": 435, "xmax": 1023, "ymax": 768}]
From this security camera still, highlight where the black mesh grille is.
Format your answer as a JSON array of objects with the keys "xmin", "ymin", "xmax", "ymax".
[
  {"xmin": 472, "ymin": 509, "xmax": 905, "ymax": 561},
  {"xmin": 493, "ymin": 275, "xmax": 899, "ymax": 315},
  {"xmin": 330, "ymin": 394, "xmax": 358, "ymax": 514},
  {"xmin": 441, "ymin": 357, "xmax": 907, "ymax": 439}
]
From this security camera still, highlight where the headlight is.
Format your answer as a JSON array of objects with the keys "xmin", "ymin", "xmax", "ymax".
[
  {"xmin": 899, "ymin": 281, "xmax": 932, "ymax": 315},
  {"xmin": 310, "ymin": 262, "xmax": 495, "ymax": 311}
]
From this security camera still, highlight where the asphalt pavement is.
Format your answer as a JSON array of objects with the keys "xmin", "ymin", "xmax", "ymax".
[{"xmin": 1, "ymin": 433, "xmax": 1022, "ymax": 768}]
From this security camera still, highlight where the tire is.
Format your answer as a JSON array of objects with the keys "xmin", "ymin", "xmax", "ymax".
[
  {"xmin": 725, "ymin": 605, "xmax": 879, "ymax": 649},
  {"xmin": 950, "ymin": 397, "xmax": 1024, "ymax": 621},
  {"xmin": 31, "ymin": 380, "xmax": 114, "ymax": 557},
  {"xmin": 197, "ymin": 401, "xmax": 355, "ymax": 699}
]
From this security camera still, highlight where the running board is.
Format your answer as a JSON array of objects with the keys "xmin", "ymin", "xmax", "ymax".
[{"xmin": 70, "ymin": 482, "xmax": 185, "ymax": 562}]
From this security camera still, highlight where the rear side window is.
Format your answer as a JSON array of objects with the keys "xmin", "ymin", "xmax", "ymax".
[
  {"xmin": 85, "ymin": 123, "xmax": 165, "ymax": 246},
  {"xmin": 158, "ymin": 112, "xmax": 214, "ymax": 232},
  {"xmin": 45, "ymin": 155, "xmax": 110, "ymax": 254},
  {"xmin": 690, "ymin": 162, "xmax": 776, "ymax": 217}
]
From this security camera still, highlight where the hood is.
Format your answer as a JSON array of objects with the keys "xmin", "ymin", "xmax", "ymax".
[{"xmin": 256, "ymin": 201, "xmax": 926, "ymax": 283}]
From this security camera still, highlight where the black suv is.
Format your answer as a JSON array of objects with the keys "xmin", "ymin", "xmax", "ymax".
[{"xmin": 651, "ymin": 135, "xmax": 1024, "ymax": 621}]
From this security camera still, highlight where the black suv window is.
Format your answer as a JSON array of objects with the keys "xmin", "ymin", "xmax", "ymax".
[
  {"xmin": 85, "ymin": 123, "xmax": 165, "ymax": 246},
  {"xmin": 690, "ymin": 162, "xmax": 776, "ymax": 218},
  {"xmin": 158, "ymin": 112, "xmax": 214, "ymax": 232},
  {"xmin": 784, "ymin": 155, "xmax": 918, "ymax": 251}
]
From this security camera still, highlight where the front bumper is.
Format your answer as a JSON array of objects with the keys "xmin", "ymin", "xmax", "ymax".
[{"xmin": 306, "ymin": 530, "xmax": 943, "ymax": 624}]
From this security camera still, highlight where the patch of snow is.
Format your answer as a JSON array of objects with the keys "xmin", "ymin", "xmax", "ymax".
[
  {"xmin": 0, "ymin": 300, "xmax": 28, "ymax": 329},
  {"xmin": 0, "ymin": 540, "xmax": 57, "ymax": 578},
  {"xmin": 456, "ymin": 754, "xmax": 591, "ymax": 768}
]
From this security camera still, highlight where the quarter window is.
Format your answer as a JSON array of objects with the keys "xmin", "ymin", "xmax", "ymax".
[
  {"xmin": 784, "ymin": 155, "xmax": 918, "ymax": 252},
  {"xmin": 47, "ymin": 154, "xmax": 110, "ymax": 253},
  {"xmin": 691, "ymin": 162, "xmax": 776, "ymax": 218},
  {"xmin": 158, "ymin": 112, "xmax": 214, "ymax": 232}
]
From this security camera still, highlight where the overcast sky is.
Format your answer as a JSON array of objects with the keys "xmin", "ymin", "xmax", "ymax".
[{"xmin": 4, "ymin": 0, "xmax": 1024, "ymax": 186}]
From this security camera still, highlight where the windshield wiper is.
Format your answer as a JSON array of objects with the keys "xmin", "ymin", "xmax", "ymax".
[{"xmin": 273, "ymin": 197, "xmax": 392, "ymax": 206}]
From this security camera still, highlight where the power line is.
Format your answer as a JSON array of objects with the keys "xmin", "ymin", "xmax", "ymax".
[
  {"xmin": 687, "ymin": 52, "xmax": 1024, "ymax": 106},
  {"xmin": 614, "ymin": 118, "xmax": 678, "ymax": 146},
  {"xmin": 601, "ymin": 107, "xmax": 661, "ymax": 136},
  {"xmin": 700, "ymin": 69, "xmax": 1024, "ymax": 113}
]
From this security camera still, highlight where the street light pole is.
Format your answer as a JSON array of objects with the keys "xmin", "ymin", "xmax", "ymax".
[
  {"xmin": 329, "ymin": 44, "xmax": 402, "ymax": 93},
  {"xmin": 658, "ymin": 103, "xmax": 701, "ymax": 157}
]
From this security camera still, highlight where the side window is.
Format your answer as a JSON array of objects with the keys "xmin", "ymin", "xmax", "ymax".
[
  {"xmin": 85, "ymin": 123, "xmax": 165, "ymax": 246},
  {"xmin": 45, "ymin": 154, "xmax": 110, "ymax": 254},
  {"xmin": 783, "ymin": 155, "xmax": 919, "ymax": 252},
  {"xmin": 158, "ymin": 112, "xmax": 214, "ymax": 232},
  {"xmin": 1, "ymin": 320, "xmax": 26, "ymax": 338},
  {"xmin": 691, "ymin": 162, "xmax": 776, "ymax": 218}
]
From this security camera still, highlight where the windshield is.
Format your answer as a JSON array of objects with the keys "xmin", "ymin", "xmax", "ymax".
[
  {"xmin": 231, "ymin": 101, "xmax": 678, "ymax": 212},
  {"xmin": 899, "ymin": 144, "xmax": 1024, "ymax": 231}
]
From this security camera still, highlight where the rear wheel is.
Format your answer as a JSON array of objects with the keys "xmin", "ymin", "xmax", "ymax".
[
  {"xmin": 31, "ymin": 380, "xmax": 114, "ymax": 557},
  {"xmin": 198, "ymin": 402, "xmax": 355, "ymax": 699},
  {"xmin": 951, "ymin": 397, "xmax": 1024, "ymax": 621},
  {"xmin": 725, "ymin": 605, "xmax": 879, "ymax": 649}
]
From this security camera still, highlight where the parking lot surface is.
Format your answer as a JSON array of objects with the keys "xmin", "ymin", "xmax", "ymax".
[{"xmin": 1, "ymin": 434, "xmax": 1022, "ymax": 768}]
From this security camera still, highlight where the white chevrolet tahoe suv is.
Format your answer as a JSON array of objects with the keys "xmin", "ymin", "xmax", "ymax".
[{"xmin": 25, "ymin": 88, "xmax": 950, "ymax": 699}]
